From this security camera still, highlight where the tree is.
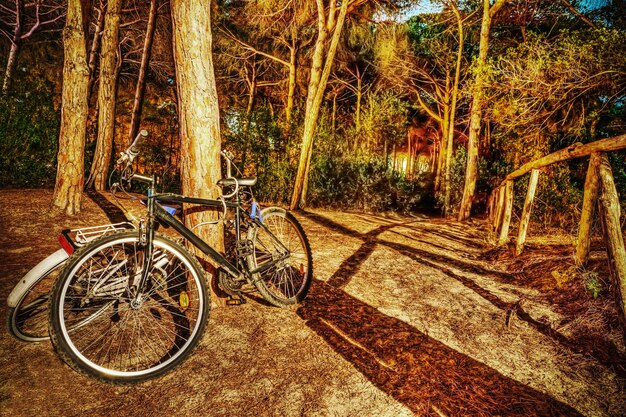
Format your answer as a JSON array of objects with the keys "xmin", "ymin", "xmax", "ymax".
[
  {"xmin": 458, "ymin": 0, "xmax": 508, "ymax": 221},
  {"xmin": 217, "ymin": 0, "xmax": 308, "ymax": 128},
  {"xmin": 1, "ymin": 0, "xmax": 66, "ymax": 95},
  {"xmin": 171, "ymin": 0, "xmax": 223, "ymax": 256},
  {"xmin": 487, "ymin": 28, "xmax": 626, "ymax": 161},
  {"xmin": 86, "ymin": 0, "xmax": 121, "ymax": 190},
  {"xmin": 375, "ymin": 2, "xmax": 470, "ymax": 214},
  {"xmin": 290, "ymin": 0, "xmax": 353, "ymax": 210},
  {"xmin": 128, "ymin": 0, "xmax": 157, "ymax": 141},
  {"xmin": 52, "ymin": 0, "xmax": 90, "ymax": 215}
]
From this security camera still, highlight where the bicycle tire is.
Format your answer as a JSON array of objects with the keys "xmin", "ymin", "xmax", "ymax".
[
  {"xmin": 247, "ymin": 207, "xmax": 313, "ymax": 307},
  {"xmin": 49, "ymin": 230, "xmax": 210, "ymax": 383},
  {"xmin": 6, "ymin": 249, "xmax": 67, "ymax": 342}
]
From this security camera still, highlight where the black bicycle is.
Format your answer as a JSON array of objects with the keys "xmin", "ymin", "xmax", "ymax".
[{"xmin": 48, "ymin": 133, "xmax": 313, "ymax": 383}]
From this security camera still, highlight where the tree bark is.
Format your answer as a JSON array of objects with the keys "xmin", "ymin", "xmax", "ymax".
[
  {"xmin": 596, "ymin": 153, "xmax": 626, "ymax": 330},
  {"xmin": 443, "ymin": 4, "xmax": 464, "ymax": 216},
  {"xmin": 515, "ymin": 169, "xmax": 539, "ymax": 255},
  {"xmin": 2, "ymin": 0, "xmax": 24, "ymax": 95},
  {"xmin": 575, "ymin": 153, "xmax": 602, "ymax": 266},
  {"xmin": 285, "ymin": 33, "xmax": 297, "ymax": 126},
  {"xmin": 290, "ymin": 0, "xmax": 349, "ymax": 210},
  {"xmin": 52, "ymin": 0, "xmax": 91, "ymax": 215},
  {"xmin": 129, "ymin": 0, "xmax": 157, "ymax": 141},
  {"xmin": 435, "ymin": 97, "xmax": 450, "ymax": 192},
  {"xmin": 87, "ymin": 0, "xmax": 121, "ymax": 191},
  {"xmin": 86, "ymin": 5, "xmax": 105, "ymax": 100},
  {"xmin": 458, "ymin": 0, "xmax": 508, "ymax": 221},
  {"xmin": 355, "ymin": 65, "xmax": 362, "ymax": 133},
  {"xmin": 171, "ymin": 0, "xmax": 223, "ymax": 263}
]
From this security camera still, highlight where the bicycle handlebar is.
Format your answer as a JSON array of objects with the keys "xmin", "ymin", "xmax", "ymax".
[
  {"xmin": 220, "ymin": 149, "xmax": 234, "ymax": 161},
  {"xmin": 117, "ymin": 130, "xmax": 148, "ymax": 166}
]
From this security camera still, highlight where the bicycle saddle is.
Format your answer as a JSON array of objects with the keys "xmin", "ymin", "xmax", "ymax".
[{"xmin": 218, "ymin": 177, "xmax": 257, "ymax": 187}]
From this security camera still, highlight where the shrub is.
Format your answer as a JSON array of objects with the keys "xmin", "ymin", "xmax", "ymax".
[{"xmin": 0, "ymin": 75, "xmax": 60, "ymax": 187}]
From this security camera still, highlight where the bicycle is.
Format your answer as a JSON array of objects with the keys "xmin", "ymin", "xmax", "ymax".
[
  {"xmin": 47, "ymin": 136, "xmax": 313, "ymax": 383},
  {"xmin": 6, "ymin": 222, "xmax": 135, "ymax": 342},
  {"xmin": 6, "ymin": 131, "xmax": 151, "ymax": 342}
]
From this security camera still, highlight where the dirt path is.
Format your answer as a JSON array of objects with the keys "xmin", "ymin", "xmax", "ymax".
[{"xmin": 0, "ymin": 190, "xmax": 624, "ymax": 416}]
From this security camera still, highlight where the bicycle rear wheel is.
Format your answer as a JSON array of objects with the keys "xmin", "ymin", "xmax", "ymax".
[
  {"xmin": 247, "ymin": 207, "xmax": 313, "ymax": 307},
  {"xmin": 49, "ymin": 231, "xmax": 209, "ymax": 383},
  {"xmin": 7, "ymin": 249, "xmax": 67, "ymax": 342}
]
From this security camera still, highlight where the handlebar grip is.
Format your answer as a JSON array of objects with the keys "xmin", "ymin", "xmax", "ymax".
[
  {"xmin": 220, "ymin": 149, "xmax": 234, "ymax": 161},
  {"xmin": 117, "ymin": 130, "xmax": 148, "ymax": 165},
  {"xmin": 127, "ymin": 130, "xmax": 148, "ymax": 160}
]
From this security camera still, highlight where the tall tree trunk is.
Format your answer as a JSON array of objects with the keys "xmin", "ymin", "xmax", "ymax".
[
  {"xmin": 290, "ymin": 0, "xmax": 349, "ymax": 210},
  {"xmin": 458, "ymin": 0, "xmax": 507, "ymax": 221},
  {"xmin": 355, "ymin": 65, "xmax": 362, "ymax": 133},
  {"xmin": 285, "ymin": 33, "xmax": 297, "ymax": 126},
  {"xmin": 2, "ymin": 0, "xmax": 24, "ymax": 96},
  {"xmin": 129, "ymin": 0, "xmax": 157, "ymax": 141},
  {"xmin": 434, "ymin": 72, "xmax": 451, "ymax": 192},
  {"xmin": 52, "ymin": 0, "xmax": 91, "ymax": 215},
  {"xmin": 171, "ymin": 0, "xmax": 223, "ymax": 256},
  {"xmin": 86, "ymin": 0, "xmax": 121, "ymax": 190},
  {"xmin": 242, "ymin": 61, "xmax": 256, "ymax": 169},
  {"xmin": 443, "ymin": 3, "xmax": 464, "ymax": 216},
  {"xmin": 86, "ymin": 5, "xmax": 105, "ymax": 100}
]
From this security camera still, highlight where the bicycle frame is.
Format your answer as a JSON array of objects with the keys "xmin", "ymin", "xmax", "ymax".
[{"xmin": 131, "ymin": 174, "xmax": 289, "ymax": 299}]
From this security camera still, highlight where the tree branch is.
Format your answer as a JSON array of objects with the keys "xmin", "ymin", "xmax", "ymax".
[{"xmin": 559, "ymin": 0, "xmax": 597, "ymax": 28}]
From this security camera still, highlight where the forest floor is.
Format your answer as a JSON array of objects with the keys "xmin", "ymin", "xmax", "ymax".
[{"xmin": 0, "ymin": 189, "xmax": 624, "ymax": 417}]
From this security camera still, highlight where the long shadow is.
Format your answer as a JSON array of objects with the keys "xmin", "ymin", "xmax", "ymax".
[
  {"xmin": 300, "ymin": 211, "xmax": 626, "ymax": 379},
  {"xmin": 297, "ymin": 281, "xmax": 582, "ymax": 416},
  {"xmin": 302, "ymin": 211, "xmax": 514, "ymax": 283},
  {"xmin": 327, "ymin": 223, "xmax": 398, "ymax": 288},
  {"xmin": 355, "ymin": 213, "xmax": 486, "ymax": 249},
  {"xmin": 86, "ymin": 191, "xmax": 129, "ymax": 223}
]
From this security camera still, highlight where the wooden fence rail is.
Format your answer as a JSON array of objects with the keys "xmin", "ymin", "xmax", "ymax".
[{"xmin": 487, "ymin": 134, "xmax": 626, "ymax": 324}]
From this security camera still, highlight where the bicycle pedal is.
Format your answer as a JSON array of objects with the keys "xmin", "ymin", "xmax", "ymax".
[{"xmin": 226, "ymin": 296, "xmax": 246, "ymax": 306}]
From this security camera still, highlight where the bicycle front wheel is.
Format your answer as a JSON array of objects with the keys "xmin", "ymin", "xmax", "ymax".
[
  {"xmin": 49, "ymin": 231, "xmax": 209, "ymax": 383},
  {"xmin": 247, "ymin": 207, "xmax": 313, "ymax": 307}
]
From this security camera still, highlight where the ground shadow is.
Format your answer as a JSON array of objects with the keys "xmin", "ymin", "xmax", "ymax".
[
  {"xmin": 86, "ymin": 191, "xmax": 129, "ymax": 223},
  {"xmin": 301, "ymin": 211, "xmax": 626, "ymax": 379},
  {"xmin": 297, "ymin": 280, "xmax": 581, "ymax": 416}
]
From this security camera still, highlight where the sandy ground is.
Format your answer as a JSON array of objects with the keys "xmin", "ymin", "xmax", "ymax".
[{"xmin": 0, "ymin": 189, "xmax": 624, "ymax": 417}]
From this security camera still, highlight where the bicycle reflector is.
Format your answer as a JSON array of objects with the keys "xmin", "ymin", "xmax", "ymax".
[{"xmin": 58, "ymin": 232, "xmax": 75, "ymax": 255}]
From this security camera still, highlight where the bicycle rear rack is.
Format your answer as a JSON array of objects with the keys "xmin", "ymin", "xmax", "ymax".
[{"xmin": 59, "ymin": 222, "xmax": 135, "ymax": 254}]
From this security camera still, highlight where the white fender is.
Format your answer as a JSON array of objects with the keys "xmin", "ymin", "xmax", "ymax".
[{"xmin": 7, "ymin": 249, "xmax": 69, "ymax": 308}]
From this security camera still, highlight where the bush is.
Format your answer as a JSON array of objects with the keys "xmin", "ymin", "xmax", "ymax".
[
  {"xmin": 308, "ymin": 154, "xmax": 432, "ymax": 212},
  {"xmin": 0, "ymin": 75, "xmax": 60, "ymax": 187}
]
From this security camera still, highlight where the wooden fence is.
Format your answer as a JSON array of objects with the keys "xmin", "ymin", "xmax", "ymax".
[{"xmin": 488, "ymin": 134, "xmax": 626, "ymax": 321}]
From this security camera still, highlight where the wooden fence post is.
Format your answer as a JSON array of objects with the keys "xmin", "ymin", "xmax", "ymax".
[
  {"xmin": 575, "ymin": 153, "xmax": 601, "ymax": 266},
  {"xmin": 493, "ymin": 186, "xmax": 505, "ymax": 233},
  {"xmin": 488, "ymin": 191, "xmax": 495, "ymax": 224},
  {"xmin": 596, "ymin": 153, "xmax": 626, "ymax": 327},
  {"xmin": 498, "ymin": 180, "xmax": 514, "ymax": 245},
  {"xmin": 515, "ymin": 169, "xmax": 539, "ymax": 255}
]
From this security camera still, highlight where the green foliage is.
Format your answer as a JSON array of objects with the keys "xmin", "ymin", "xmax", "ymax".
[
  {"xmin": 308, "ymin": 154, "xmax": 432, "ymax": 212},
  {"xmin": 0, "ymin": 74, "xmax": 60, "ymax": 187},
  {"xmin": 583, "ymin": 271, "xmax": 603, "ymax": 299},
  {"xmin": 439, "ymin": 146, "xmax": 490, "ymax": 215},
  {"xmin": 222, "ymin": 105, "xmax": 295, "ymax": 203}
]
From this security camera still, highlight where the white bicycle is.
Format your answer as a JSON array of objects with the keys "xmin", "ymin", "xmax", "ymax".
[
  {"xmin": 6, "ymin": 131, "xmax": 150, "ymax": 342},
  {"xmin": 6, "ymin": 222, "xmax": 136, "ymax": 342}
]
